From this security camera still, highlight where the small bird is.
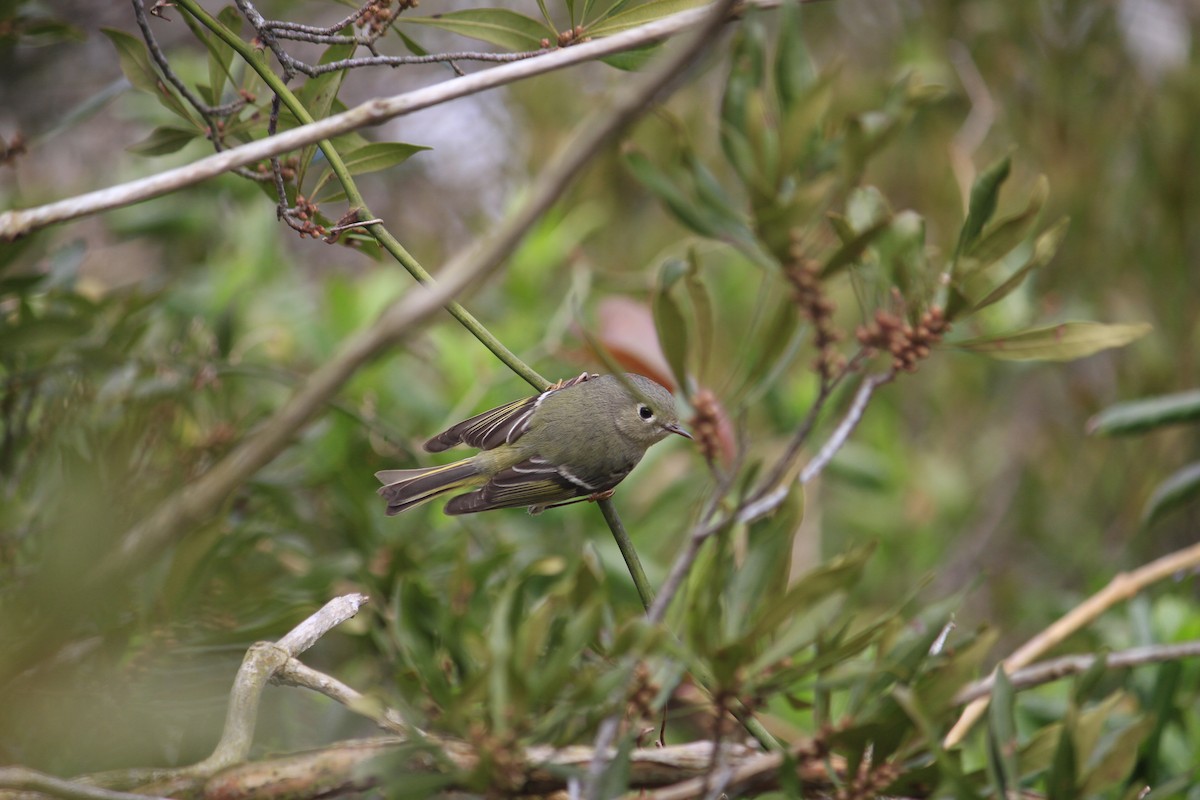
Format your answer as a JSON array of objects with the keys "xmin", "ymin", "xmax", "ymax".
[{"xmin": 375, "ymin": 372, "xmax": 692, "ymax": 515}]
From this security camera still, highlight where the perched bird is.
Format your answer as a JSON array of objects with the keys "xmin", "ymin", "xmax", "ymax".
[{"xmin": 376, "ymin": 372, "xmax": 692, "ymax": 515}]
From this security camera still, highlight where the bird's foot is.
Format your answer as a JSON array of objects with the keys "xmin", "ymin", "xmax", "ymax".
[
  {"xmin": 587, "ymin": 489, "xmax": 616, "ymax": 503},
  {"xmin": 548, "ymin": 372, "xmax": 595, "ymax": 391}
]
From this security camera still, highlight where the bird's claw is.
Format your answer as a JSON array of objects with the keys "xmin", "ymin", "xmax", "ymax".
[{"xmin": 548, "ymin": 372, "xmax": 595, "ymax": 391}]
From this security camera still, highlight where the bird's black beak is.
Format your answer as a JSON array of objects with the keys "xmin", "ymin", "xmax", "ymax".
[{"xmin": 664, "ymin": 422, "xmax": 693, "ymax": 440}]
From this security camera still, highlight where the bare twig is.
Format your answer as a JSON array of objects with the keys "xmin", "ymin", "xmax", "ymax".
[
  {"xmin": 737, "ymin": 369, "xmax": 893, "ymax": 527},
  {"xmin": 302, "ymin": 50, "xmax": 543, "ymax": 76},
  {"xmin": 945, "ymin": 540, "xmax": 1200, "ymax": 747},
  {"xmin": 197, "ymin": 594, "xmax": 370, "ymax": 772},
  {"xmin": 953, "ymin": 639, "xmax": 1200, "ymax": 706},
  {"xmin": 275, "ymin": 658, "xmax": 411, "ymax": 735},
  {"xmin": 0, "ymin": 769, "xmax": 169, "ymax": 800}
]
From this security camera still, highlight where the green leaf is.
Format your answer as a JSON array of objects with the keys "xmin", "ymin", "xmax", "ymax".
[
  {"xmin": 586, "ymin": 0, "xmax": 708, "ymax": 37},
  {"xmin": 623, "ymin": 150, "xmax": 722, "ymax": 238},
  {"xmin": 654, "ymin": 260, "xmax": 691, "ymax": 392},
  {"xmin": 403, "ymin": 10, "xmax": 553, "ymax": 51},
  {"xmin": 600, "ymin": 42, "xmax": 661, "ymax": 71},
  {"xmin": 967, "ymin": 216, "xmax": 1070, "ymax": 314},
  {"xmin": 12, "ymin": 16, "xmax": 86, "ymax": 45},
  {"xmin": 953, "ymin": 154, "xmax": 1011, "ymax": 267},
  {"xmin": 1046, "ymin": 723, "xmax": 1078, "ymax": 800},
  {"xmin": 341, "ymin": 141, "xmax": 430, "ymax": 174},
  {"xmin": 127, "ymin": 125, "xmax": 201, "ymax": 156},
  {"xmin": 101, "ymin": 27, "xmax": 194, "ymax": 123},
  {"xmin": 296, "ymin": 42, "xmax": 357, "ymax": 189},
  {"xmin": 986, "ymin": 667, "xmax": 1019, "ymax": 796},
  {"xmin": 892, "ymin": 686, "xmax": 981, "ymax": 798},
  {"xmin": 1140, "ymin": 661, "xmax": 1182, "ymax": 788},
  {"xmin": 1087, "ymin": 388, "xmax": 1200, "ymax": 436},
  {"xmin": 739, "ymin": 290, "xmax": 802, "ymax": 402},
  {"xmin": 1079, "ymin": 717, "xmax": 1155, "ymax": 795},
  {"xmin": 966, "ymin": 174, "xmax": 1050, "ymax": 265},
  {"xmin": 311, "ymin": 142, "xmax": 430, "ymax": 198},
  {"xmin": 740, "ymin": 546, "xmax": 873, "ymax": 647},
  {"xmin": 725, "ymin": 494, "xmax": 802, "ymax": 644},
  {"xmin": 179, "ymin": 8, "xmax": 236, "ymax": 106},
  {"xmin": 683, "ymin": 254, "xmax": 714, "ymax": 382},
  {"xmin": 773, "ymin": 0, "xmax": 812, "ymax": 111},
  {"xmin": 593, "ymin": 732, "xmax": 636, "ymax": 798},
  {"xmin": 954, "ymin": 322, "xmax": 1152, "ymax": 362},
  {"xmin": 1142, "ymin": 461, "xmax": 1200, "ymax": 527},
  {"xmin": 101, "ymin": 27, "xmax": 160, "ymax": 96},
  {"xmin": 719, "ymin": 12, "xmax": 765, "ymax": 177},
  {"xmin": 0, "ymin": 314, "xmax": 93, "ymax": 356}
]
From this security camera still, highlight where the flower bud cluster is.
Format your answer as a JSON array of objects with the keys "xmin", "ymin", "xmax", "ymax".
[
  {"xmin": 856, "ymin": 306, "xmax": 949, "ymax": 372},
  {"xmin": 689, "ymin": 387, "xmax": 724, "ymax": 466},
  {"xmin": 785, "ymin": 239, "xmax": 845, "ymax": 381},
  {"xmin": 358, "ymin": 0, "xmax": 416, "ymax": 37}
]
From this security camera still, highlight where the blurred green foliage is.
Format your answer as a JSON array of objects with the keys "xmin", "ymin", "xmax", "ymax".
[{"xmin": 2, "ymin": 0, "xmax": 1199, "ymax": 797}]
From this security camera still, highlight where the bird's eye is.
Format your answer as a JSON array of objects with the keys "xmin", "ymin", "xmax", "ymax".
[{"xmin": 638, "ymin": 404, "xmax": 654, "ymax": 421}]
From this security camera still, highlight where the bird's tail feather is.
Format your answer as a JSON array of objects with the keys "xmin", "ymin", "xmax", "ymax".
[{"xmin": 375, "ymin": 459, "xmax": 482, "ymax": 515}]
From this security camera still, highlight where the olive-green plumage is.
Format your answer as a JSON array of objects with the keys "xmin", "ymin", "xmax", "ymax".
[{"xmin": 375, "ymin": 373, "xmax": 691, "ymax": 515}]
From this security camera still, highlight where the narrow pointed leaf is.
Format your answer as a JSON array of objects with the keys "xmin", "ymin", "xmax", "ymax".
[
  {"xmin": 773, "ymin": 0, "xmax": 812, "ymax": 111},
  {"xmin": 654, "ymin": 265, "xmax": 691, "ymax": 393},
  {"xmin": 601, "ymin": 43, "xmax": 661, "ymax": 71},
  {"xmin": 101, "ymin": 28, "xmax": 194, "ymax": 122},
  {"xmin": 1142, "ymin": 461, "xmax": 1200, "ymax": 527},
  {"xmin": 403, "ymin": 10, "xmax": 552, "ymax": 51},
  {"xmin": 986, "ymin": 667, "xmax": 1020, "ymax": 796},
  {"xmin": 127, "ymin": 125, "xmax": 201, "ymax": 156},
  {"xmin": 624, "ymin": 151, "xmax": 723, "ymax": 238},
  {"xmin": 683, "ymin": 256, "xmax": 714, "ymax": 382},
  {"xmin": 954, "ymin": 322, "xmax": 1151, "ymax": 362},
  {"xmin": 970, "ymin": 216, "xmax": 1069, "ymax": 312},
  {"xmin": 1079, "ymin": 717, "xmax": 1155, "ymax": 795},
  {"xmin": 967, "ymin": 174, "xmax": 1050, "ymax": 265},
  {"xmin": 1046, "ymin": 724, "xmax": 1078, "ymax": 800},
  {"xmin": 102, "ymin": 28, "xmax": 161, "ymax": 96},
  {"xmin": 344, "ymin": 142, "xmax": 430, "ymax": 174},
  {"xmin": 296, "ymin": 42, "xmax": 356, "ymax": 188},
  {"xmin": 1087, "ymin": 388, "xmax": 1200, "ymax": 436},
  {"xmin": 953, "ymin": 155, "xmax": 1011, "ymax": 267},
  {"xmin": 586, "ymin": 0, "xmax": 708, "ymax": 37}
]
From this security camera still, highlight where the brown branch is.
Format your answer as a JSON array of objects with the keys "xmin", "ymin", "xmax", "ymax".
[
  {"xmin": 952, "ymin": 639, "xmax": 1200, "ymax": 706},
  {"xmin": 945, "ymin": 540, "xmax": 1200, "ymax": 747},
  {"xmin": 161, "ymin": 738, "xmax": 818, "ymax": 800}
]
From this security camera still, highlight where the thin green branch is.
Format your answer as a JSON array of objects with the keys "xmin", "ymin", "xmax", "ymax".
[
  {"xmin": 177, "ymin": 0, "xmax": 545, "ymax": 390},
  {"xmin": 598, "ymin": 498, "xmax": 655, "ymax": 611}
]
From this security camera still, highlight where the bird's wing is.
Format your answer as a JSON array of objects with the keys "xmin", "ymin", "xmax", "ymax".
[
  {"xmin": 423, "ymin": 372, "xmax": 594, "ymax": 453},
  {"xmin": 443, "ymin": 456, "xmax": 583, "ymax": 514}
]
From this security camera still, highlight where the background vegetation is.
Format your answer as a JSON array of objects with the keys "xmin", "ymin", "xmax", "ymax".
[{"xmin": 1, "ymin": 0, "xmax": 1198, "ymax": 797}]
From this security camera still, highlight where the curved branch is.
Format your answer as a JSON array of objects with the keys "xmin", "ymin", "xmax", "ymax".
[{"xmin": 952, "ymin": 639, "xmax": 1200, "ymax": 706}]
